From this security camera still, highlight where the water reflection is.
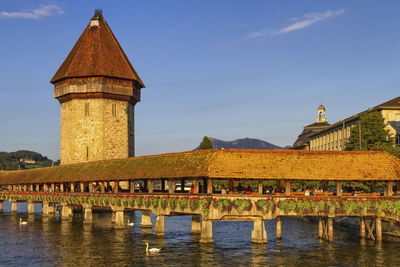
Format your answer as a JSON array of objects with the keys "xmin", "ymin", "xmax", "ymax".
[{"xmin": 1, "ymin": 208, "xmax": 400, "ymax": 266}]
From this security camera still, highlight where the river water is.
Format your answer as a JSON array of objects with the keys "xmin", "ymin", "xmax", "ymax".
[{"xmin": 1, "ymin": 202, "xmax": 400, "ymax": 266}]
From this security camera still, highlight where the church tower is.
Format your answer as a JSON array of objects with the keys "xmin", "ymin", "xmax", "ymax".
[
  {"xmin": 50, "ymin": 10, "xmax": 144, "ymax": 165},
  {"xmin": 315, "ymin": 104, "xmax": 328, "ymax": 123}
]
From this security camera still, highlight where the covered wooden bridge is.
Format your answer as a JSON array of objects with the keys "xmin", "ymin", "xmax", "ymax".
[{"xmin": 0, "ymin": 149, "xmax": 399, "ymax": 243}]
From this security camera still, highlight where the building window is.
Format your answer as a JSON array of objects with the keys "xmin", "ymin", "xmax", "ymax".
[
  {"xmin": 112, "ymin": 103, "xmax": 117, "ymax": 117},
  {"xmin": 85, "ymin": 103, "xmax": 90, "ymax": 116}
]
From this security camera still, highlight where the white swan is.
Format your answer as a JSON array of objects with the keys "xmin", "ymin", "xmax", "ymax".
[
  {"xmin": 146, "ymin": 242, "xmax": 161, "ymax": 253},
  {"xmin": 19, "ymin": 218, "xmax": 28, "ymax": 225},
  {"xmin": 127, "ymin": 219, "xmax": 134, "ymax": 226}
]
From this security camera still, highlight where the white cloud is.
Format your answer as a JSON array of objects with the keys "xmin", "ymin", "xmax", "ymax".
[
  {"xmin": 0, "ymin": 4, "xmax": 64, "ymax": 19},
  {"xmin": 249, "ymin": 9, "xmax": 345, "ymax": 38}
]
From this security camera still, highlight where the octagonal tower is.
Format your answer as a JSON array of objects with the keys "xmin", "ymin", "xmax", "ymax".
[{"xmin": 50, "ymin": 10, "xmax": 144, "ymax": 165}]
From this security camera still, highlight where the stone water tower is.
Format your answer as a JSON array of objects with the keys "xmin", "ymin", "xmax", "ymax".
[{"xmin": 50, "ymin": 10, "xmax": 144, "ymax": 165}]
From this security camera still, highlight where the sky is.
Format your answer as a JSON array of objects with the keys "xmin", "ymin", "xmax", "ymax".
[{"xmin": 0, "ymin": 1, "xmax": 399, "ymax": 160}]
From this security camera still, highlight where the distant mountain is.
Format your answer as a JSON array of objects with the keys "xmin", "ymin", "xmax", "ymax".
[
  {"xmin": 195, "ymin": 137, "xmax": 282, "ymax": 150},
  {"xmin": 0, "ymin": 150, "xmax": 58, "ymax": 171}
]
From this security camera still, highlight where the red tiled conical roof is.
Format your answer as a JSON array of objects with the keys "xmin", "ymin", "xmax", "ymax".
[{"xmin": 50, "ymin": 11, "xmax": 144, "ymax": 87}]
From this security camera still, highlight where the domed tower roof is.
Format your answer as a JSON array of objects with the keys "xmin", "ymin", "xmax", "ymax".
[
  {"xmin": 50, "ymin": 10, "xmax": 144, "ymax": 88},
  {"xmin": 318, "ymin": 104, "xmax": 326, "ymax": 111}
]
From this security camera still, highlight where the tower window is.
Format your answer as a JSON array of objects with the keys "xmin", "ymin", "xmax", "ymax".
[
  {"xmin": 86, "ymin": 146, "xmax": 89, "ymax": 160},
  {"xmin": 85, "ymin": 103, "xmax": 90, "ymax": 116},
  {"xmin": 112, "ymin": 103, "xmax": 117, "ymax": 117}
]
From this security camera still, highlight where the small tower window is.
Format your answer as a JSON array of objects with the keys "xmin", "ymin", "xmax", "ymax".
[
  {"xmin": 112, "ymin": 103, "xmax": 117, "ymax": 117},
  {"xmin": 85, "ymin": 103, "xmax": 90, "ymax": 116},
  {"xmin": 396, "ymin": 134, "xmax": 400, "ymax": 147},
  {"xmin": 86, "ymin": 146, "xmax": 89, "ymax": 160}
]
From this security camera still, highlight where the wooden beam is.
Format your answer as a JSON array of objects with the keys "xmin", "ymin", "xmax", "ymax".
[{"xmin": 336, "ymin": 182, "xmax": 342, "ymax": 196}]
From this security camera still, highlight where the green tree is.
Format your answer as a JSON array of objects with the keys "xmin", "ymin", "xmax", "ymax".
[
  {"xmin": 346, "ymin": 111, "xmax": 394, "ymax": 151},
  {"xmin": 199, "ymin": 136, "xmax": 213, "ymax": 150}
]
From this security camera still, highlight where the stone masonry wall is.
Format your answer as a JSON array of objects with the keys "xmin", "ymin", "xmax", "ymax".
[{"xmin": 60, "ymin": 98, "xmax": 134, "ymax": 165}]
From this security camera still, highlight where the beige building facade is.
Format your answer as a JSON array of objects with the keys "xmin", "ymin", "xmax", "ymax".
[{"xmin": 294, "ymin": 97, "xmax": 400, "ymax": 151}]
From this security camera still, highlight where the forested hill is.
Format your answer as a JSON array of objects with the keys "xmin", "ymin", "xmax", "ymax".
[{"xmin": 0, "ymin": 150, "xmax": 58, "ymax": 171}]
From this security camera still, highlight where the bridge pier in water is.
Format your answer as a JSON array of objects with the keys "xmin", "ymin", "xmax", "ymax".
[
  {"xmin": 154, "ymin": 215, "xmax": 165, "ymax": 236},
  {"xmin": 11, "ymin": 201, "xmax": 17, "ymax": 213},
  {"xmin": 251, "ymin": 219, "xmax": 267, "ymax": 243},
  {"xmin": 318, "ymin": 216, "xmax": 334, "ymax": 242},
  {"xmin": 191, "ymin": 215, "xmax": 201, "ymax": 234},
  {"xmin": 61, "ymin": 204, "xmax": 72, "ymax": 220},
  {"xmin": 42, "ymin": 202, "xmax": 49, "ymax": 216},
  {"xmin": 0, "ymin": 201, "xmax": 3, "ymax": 212},
  {"xmin": 141, "ymin": 210, "xmax": 152, "ymax": 228},
  {"xmin": 200, "ymin": 220, "xmax": 213, "ymax": 243},
  {"xmin": 114, "ymin": 208, "xmax": 125, "ymax": 229},
  {"xmin": 84, "ymin": 205, "xmax": 93, "ymax": 224},
  {"xmin": 27, "ymin": 201, "xmax": 35, "ymax": 214},
  {"xmin": 276, "ymin": 216, "xmax": 282, "ymax": 239}
]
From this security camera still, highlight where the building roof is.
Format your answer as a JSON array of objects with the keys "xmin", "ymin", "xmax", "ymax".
[
  {"xmin": 292, "ymin": 122, "xmax": 330, "ymax": 149},
  {"xmin": 310, "ymin": 96, "xmax": 400, "ymax": 138},
  {"xmin": 0, "ymin": 149, "xmax": 399, "ymax": 184},
  {"xmin": 50, "ymin": 10, "xmax": 144, "ymax": 87}
]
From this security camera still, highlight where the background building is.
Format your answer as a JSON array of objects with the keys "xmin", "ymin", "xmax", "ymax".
[
  {"xmin": 51, "ymin": 10, "xmax": 144, "ymax": 165},
  {"xmin": 294, "ymin": 97, "xmax": 400, "ymax": 151}
]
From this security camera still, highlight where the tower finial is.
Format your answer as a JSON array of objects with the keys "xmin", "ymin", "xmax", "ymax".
[{"xmin": 92, "ymin": 9, "xmax": 103, "ymax": 20}]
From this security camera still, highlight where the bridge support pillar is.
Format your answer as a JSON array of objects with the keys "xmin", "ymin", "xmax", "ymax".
[
  {"xmin": 0, "ymin": 201, "xmax": 2, "ymax": 212},
  {"xmin": 11, "ymin": 201, "xmax": 17, "ymax": 213},
  {"xmin": 251, "ymin": 219, "xmax": 267, "ymax": 243},
  {"xmin": 114, "ymin": 208, "xmax": 125, "ymax": 229},
  {"xmin": 191, "ymin": 215, "xmax": 201, "ymax": 234},
  {"xmin": 375, "ymin": 217, "xmax": 382, "ymax": 242},
  {"xmin": 49, "ymin": 204, "xmax": 55, "ymax": 214},
  {"xmin": 27, "ymin": 201, "xmax": 35, "ymax": 214},
  {"xmin": 276, "ymin": 216, "xmax": 282, "ymax": 239},
  {"xmin": 327, "ymin": 217, "xmax": 334, "ymax": 242},
  {"xmin": 61, "ymin": 205, "xmax": 71, "ymax": 220},
  {"xmin": 42, "ymin": 202, "xmax": 49, "ymax": 217},
  {"xmin": 84, "ymin": 205, "xmax": 93, "ymax": 224},
  {"xmin": 200, "ymin": 220, "xmax": 213, "ymax": 243},
  {"xmin": 360, "ymin": 217, "xmax": 366, "ymax": 239},
  {"xmin": 141, "ymin": 210, "xmax": 153, "ymax": 228},
  {"xmin": 154, "ymin": 215, "xmax": 165, "ymax": 236}
]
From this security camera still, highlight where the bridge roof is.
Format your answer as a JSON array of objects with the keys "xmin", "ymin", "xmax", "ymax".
[{"xmin": 0, "ymin": 149, "xmax": 399, "ymax": 184}]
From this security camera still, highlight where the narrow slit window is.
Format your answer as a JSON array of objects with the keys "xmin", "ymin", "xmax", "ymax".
[
  {"xmin": 86, "ymin": 146, "xmax": 89, "ymax": 160},
  {"xmin": 85, "ymin": 103, "xmax": 90, "ymax": 116},
  {"xmin": 112, "ymin": 104, "xmax": 117, "ymax": 117}
]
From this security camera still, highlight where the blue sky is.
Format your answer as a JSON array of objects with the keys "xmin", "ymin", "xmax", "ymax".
[{"xmin": 0, "ymin": 1, "xmax": 399, "ymax": 160}]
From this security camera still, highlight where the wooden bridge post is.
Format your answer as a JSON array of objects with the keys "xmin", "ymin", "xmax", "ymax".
[
  {"xmin": 193, "ymin": 179, "xmax": 199, "ymax": 193},
  {"xmin": 27, "ymin": 201, "xmax": 35, "ymax": 214},
  {"xmin": 207, "ymin": 179, "xmax": 213, "ymax": 194},
  {"xmin": 148, "ymin": 180, "xmax": 153, "ymax": 193},
  {"xmin": 154, "ymin": 215, "xmax": 165, "ymax": 236},
  {"xmin": 375, "ymin": 217, "xmax": 382, "ymax": 242},
  {"xmin": 0, "ymin": 201, "xmax": 3, "ymax": 212},
  {"xmin": 61, "ymin": 204, "xmax": 71, "ymax": 220},
  {"xmin": 141, "ymin": 210, "xmax": 153, "ymax": 228},
  {"xmin": 11, "ymin": 201, "xmax": 17, "ymax": 213},
  {"xmin": 360, "ymin": 217, "xmax": 366, "ymax": 239},
  {"xmin": 336, "ymin": 182, "xmax": 342, "ymax": 196},
  {"xmin": 258, "ymin": 181, "xmax": 263, "ymax": 194},
  {"xmin": 114, "ymin": 208, "xmax": 125, "ymax": 229},
  {"xmin": 42, "ymin": 202, "xmax": 49, "ymax": 217},
  {"xmin": 386, "ymin": 181, "xmax": 394, "ymax": 197},
  {"xmin": 70, "ymin": 183, "xmax": 75, "ymax": 192},
  {"xmin": 49, "ymin": 204, "xmax": 55, "ymax": 214},
  {"xmin": 251, "ymin": 219, "xmax": 267, "ymax": 243},
  {"xmin": 29, "ymin": 184, "xmax": 34, "ymax": 192},
  {"xmin": 318, "ymin": 217, "xmax": 323, "ymax": 239},
  {"xmin": 51, "ymin": 183, "xmax": 55, "ymax": 192},
  {"xmin": 327, "ymin": 217, "xmax": 334, "ymax": 242},
  {"xmin": 191, "ymin": 214, "xmax": 201, "ymax": 233},
  {"xmin": 35, "ymin": 184, "xmax": 40, "ymax": 192},
  {"xmin": 200, "ymin": 220, "xmax": 213, "ymax": 243},
  {"xmin": 80, "ymin": 182, "xmax": 84, "ymax": 192},
  {"xmin": 285, "ymin": 181, "xmax": 291, "ymax": 195},
  {"xmin": 276, "ymin": 216, "xmax": 282, "ymax": 239},
  {"xmin": 169, "ymin": 180, "xmax": 175, "ymax": 193},
  {"xmin": 83, "ymin": 204, "xmax": 93, "ymax": 224},
  {"xmin": 130, "ymin": 181, "xmax": 135, "ymax": 193},
  {"xmin": 60, "ymin": 183, "xmax": 64, "ymax": 192}
]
